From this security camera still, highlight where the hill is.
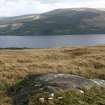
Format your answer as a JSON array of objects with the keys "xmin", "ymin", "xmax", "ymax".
[{"xmin": 1, "ymin": 8, "xmax": 105, "ymax": 35}]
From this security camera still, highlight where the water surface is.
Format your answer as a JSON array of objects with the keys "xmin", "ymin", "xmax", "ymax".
[{"xmin": 0, "ymin": 35, "xmax": 105, "ymax": 48}]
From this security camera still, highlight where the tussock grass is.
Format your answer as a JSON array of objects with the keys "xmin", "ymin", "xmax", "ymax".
[
  {"xmin": 0, "ymin": 45, "xmax": 105, "ymax": 105},
  {"xmin": 29, "ymin": 87, "xmax": 105, "ymax": 105},
  {"xmin": 0, "ymin": 45, "xmax": 105, "ymax": 85}
]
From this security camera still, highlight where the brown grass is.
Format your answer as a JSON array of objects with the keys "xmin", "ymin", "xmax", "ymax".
[
  {"xmin": 0, "ymin": 45, "xmax": 105, "ymax": 85},
  {"xmin": 0, "ymin": 45, "xmax": 105, "ymax": 105}
]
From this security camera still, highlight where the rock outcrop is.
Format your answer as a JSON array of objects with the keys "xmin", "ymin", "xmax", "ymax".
[{"xmin": 7, "ymin": 73, "xmax": 105, "ymax": 105}]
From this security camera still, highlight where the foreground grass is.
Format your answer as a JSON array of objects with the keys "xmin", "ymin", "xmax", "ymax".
[
  {"xmin": 29, "ymin": 87, "xmax": 105, "ymax": 105},
  {"xmin": 0, "ymin": 45, "xmax": 105, "ymax": 85},
  {"xmin": 6, "ymin": 74, "xmax": 105, "ymax": 105},
  {"xmin": 1, "ymin": 86, "xmax": 105, "ymax": 105},
  {"xmin": 0, "ymin": 45, "xmax": 105, "ymax": 105}
]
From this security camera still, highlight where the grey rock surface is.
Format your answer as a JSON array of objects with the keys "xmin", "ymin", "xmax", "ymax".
[{"xmin": 7, "ymin": 73, "xmax": 105, "ymax": 105}]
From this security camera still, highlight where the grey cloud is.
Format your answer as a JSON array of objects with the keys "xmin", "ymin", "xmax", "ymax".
[
  {"xmin": 39, "ymin": 0, "xmax": 89, "ymax": 4},
  {"xmin": 0, "ymin": 0, "xmax": 105, "ymax": 17}
]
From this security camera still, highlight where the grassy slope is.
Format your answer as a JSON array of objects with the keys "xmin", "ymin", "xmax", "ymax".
[
  {"xmin": 2, "ymin": 8, "xmax": 105, "ymax": 35},
  {"xmin": 0, "ymin": 45, "xmax": 105, "ymax": 104}
]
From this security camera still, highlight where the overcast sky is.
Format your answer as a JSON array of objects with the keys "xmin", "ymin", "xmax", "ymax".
[{"xmin": 0, "ymin": 0, "xmax": 105, "ymax": 17}]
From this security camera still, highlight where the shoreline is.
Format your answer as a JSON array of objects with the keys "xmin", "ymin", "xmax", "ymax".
[{"xmin": 0, "ymin": 44, "xmax": 105, "ymax": 49}]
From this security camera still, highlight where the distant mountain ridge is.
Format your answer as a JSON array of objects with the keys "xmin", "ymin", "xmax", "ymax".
[{"xmin": 1, "ymin": 8, "xmax": 105, "ymax": 35}]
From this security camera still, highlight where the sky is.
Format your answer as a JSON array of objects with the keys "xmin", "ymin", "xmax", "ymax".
[{"xmin": 0, "ymin": 0, "xmax": 105, "ymax": 17}]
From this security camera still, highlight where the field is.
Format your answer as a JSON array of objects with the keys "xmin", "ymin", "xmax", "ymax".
[{"xmin": 0, "ymin": 45, "xmax": 105, "ymax": 105}]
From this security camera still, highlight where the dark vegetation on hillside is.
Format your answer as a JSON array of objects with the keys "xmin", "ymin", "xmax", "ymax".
[{"xmin": 1, "ymin": 8, "xmax": 105, "ymax": 35}]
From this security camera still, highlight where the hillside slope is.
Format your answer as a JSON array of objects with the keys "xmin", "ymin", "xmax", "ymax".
[{"xmin": 1, "ymin": 8, "xmax": 105, "ymax": 35}]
